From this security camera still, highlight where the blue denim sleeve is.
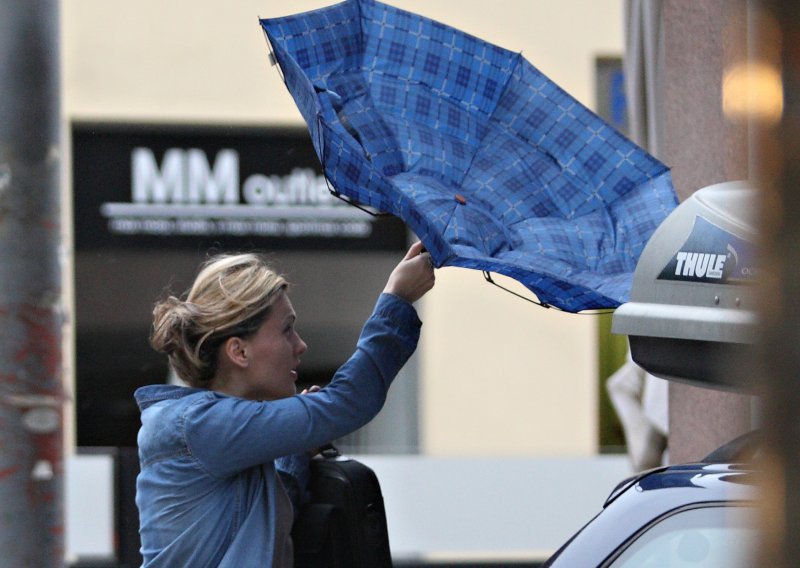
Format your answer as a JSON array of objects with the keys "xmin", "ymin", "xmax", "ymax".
[{"xmin": 183, "ymin": 293, "xmax": 421, "ymax": 478}]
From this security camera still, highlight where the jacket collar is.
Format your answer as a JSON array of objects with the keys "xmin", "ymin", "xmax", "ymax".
[{"xmin": 134, "ymin": 384, "xmax": 205, "ymax": 411}]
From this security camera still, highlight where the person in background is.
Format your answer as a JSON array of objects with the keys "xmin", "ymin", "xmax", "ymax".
[
  {"xmin": 134, "ymin": 241, "xmax": 435, "ymax": 567},
  {"xmin": 606, "ymin": 350, "xmax": 669, "ymax": 471}
]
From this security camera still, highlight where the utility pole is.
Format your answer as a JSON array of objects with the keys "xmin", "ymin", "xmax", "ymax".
[{"xmin": 0, "ymin": 1, "xmax": 65, "ymax": 566}]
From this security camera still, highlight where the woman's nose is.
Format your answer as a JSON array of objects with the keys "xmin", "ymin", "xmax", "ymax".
[{"xmin": 295, "ymin": 335, "xmax": 308, "ymax": 355}]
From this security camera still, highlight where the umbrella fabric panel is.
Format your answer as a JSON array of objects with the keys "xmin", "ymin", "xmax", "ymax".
[
  {"xmin": 265, "ymin": 2, "xmax": 363, "ymax": 85},
  {"xmin": 266, "ymin": 0, "xmax": 515, "ymax": 169},
  {"xmin": 484, "ymin": 174, "xmax": 676, "ymax": 309},
  {"xmin": 318, "ymin": 124, "xmax": 460, "ymax": 263},
  {"xmin": 326, "ymin": 72, "xmax": 407, "ymax": 176},
  {"xmin": 330, "ymin": 71, "xmax": 483, "ymax": 186},
  {"xmin": 389, "ymin": 173, "xmax": 513, "ymax": 260},
  {"xmin": 460, "ymin": 126, "xmax": 574, "ymax": 225},
  {"xmin": 317, "ymin": 119, "xmax": 396, "ymax": 212},
  {"xmin": 455, "ymin": 133, "xmax": 674, "ymax": 280},
  {"xmin": 508, "ymin": 215, "xmax": 618, "ymax": 275},
  {"xmin": 357, "ymin": 0, "xmax": 518, "ymax": 117},
  {"xmin": 607, "ymin": 171, "xmax": 677, "ymax": 264},
  {"xmin": 485, "ymin": 56, "xmax": 670, "ymax": 220}
]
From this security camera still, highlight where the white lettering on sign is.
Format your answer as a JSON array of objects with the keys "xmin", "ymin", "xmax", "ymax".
[
  {"xmin": 241, "ymin": 169, "xmax": 333, "ymax": 207},
  {"xmin": 132, "ymin": 148, "xmax": 238, "ymax": 204},
  {"xmin": 129, "ymin": 148, "xmax": 340, "ymax": 207},
  {"xmin": 674, "ymin": 251, "xmax": 726, "ymax": 279},
  {"xmin": 100, "ymin": 147, "xmax": 374, "ymax": 238}
]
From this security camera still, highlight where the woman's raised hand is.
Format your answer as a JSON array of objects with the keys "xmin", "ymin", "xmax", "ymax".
[{"xmin": 382, "ymin": 241, "xmax": 436, "ymax": 303}]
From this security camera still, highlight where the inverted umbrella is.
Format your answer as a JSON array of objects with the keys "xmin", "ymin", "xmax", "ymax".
[{"xmin": 260, "ymin": 0, "xmax": 677, "ymax": 312}]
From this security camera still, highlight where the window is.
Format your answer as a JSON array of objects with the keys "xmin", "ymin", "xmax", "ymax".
[{"xmin": 608, "ymin": 505, "xmax": 756, "ymax": 567}]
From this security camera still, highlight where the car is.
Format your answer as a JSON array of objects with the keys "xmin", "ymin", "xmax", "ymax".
[{"xmin": 541, "ymin": 432, "xmax": 760, "ymax": 568}]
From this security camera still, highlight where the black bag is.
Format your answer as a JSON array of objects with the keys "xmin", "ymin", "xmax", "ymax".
[{"xmin": 292, "ymin": 445, "xmax": 392, "ymax": 568}]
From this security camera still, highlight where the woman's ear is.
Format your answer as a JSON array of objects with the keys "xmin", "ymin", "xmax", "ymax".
[{"xmin": 222, "ymin": 337, "xmax": 249, "ymax": 368}]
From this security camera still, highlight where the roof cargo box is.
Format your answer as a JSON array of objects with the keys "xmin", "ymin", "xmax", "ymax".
[{"xmin": 611, "ymin": 181, "xmax": 758, "ymax": 391}]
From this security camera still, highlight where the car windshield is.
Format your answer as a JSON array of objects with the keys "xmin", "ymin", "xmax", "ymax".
[{"xmin": 607, "ymin": 504, "xmax": 757, "ymax": 567}]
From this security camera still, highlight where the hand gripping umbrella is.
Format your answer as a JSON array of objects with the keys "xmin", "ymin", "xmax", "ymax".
[{"xmin": 260, "ymin": 0, "xmax": 677, "ymax": 312}]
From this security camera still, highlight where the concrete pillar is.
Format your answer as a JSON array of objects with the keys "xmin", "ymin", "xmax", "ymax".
[{"xmin": 661, "ymin": 0, "xmax": 753, "ymax": 463}]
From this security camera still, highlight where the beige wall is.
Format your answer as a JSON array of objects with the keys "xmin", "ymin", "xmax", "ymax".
[{"xmin": 63, "ymin": 0, "xmax": 624, "ymax": 456}]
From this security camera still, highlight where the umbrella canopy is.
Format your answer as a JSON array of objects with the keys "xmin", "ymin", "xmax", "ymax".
[{"xmin": 260, "ymin": 0, "xmax": 677, "ymax": 312}]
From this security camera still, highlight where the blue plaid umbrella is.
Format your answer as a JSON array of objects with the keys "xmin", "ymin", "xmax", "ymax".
[{"xmin": 260, "ymin": 0, "xmax": 677, "ymax": 312}]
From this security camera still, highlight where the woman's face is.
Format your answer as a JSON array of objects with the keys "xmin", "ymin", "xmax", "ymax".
[{"xmin": 237, "ymin": 291, "xmax": 308, "ymax": 401}]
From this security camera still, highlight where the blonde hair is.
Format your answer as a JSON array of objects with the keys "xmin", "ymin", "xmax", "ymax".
[{"xmin": 150, "ymin": 253, "xmax": 288, "ymax": 387}]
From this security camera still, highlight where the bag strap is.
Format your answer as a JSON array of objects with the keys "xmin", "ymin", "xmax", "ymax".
[{"xmin": 318, "ymin": 443, "xmax": 341, "ymax": 459}]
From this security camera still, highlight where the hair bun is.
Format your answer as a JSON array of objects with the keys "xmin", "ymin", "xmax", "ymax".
[{"xmin": 151, "ymin": 296, "xmax": 190, "ymax": 355}]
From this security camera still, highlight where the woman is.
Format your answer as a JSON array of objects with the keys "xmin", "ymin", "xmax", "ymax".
[{"xmin": 134, "ymin": 242, "xmax": 434, "ymax": 567}]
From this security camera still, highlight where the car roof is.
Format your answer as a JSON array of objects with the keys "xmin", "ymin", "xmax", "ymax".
[
  {"xmin": 604, "ymin": 461, "xmax": 758, "ymax": 507},
  {"xmin": 543, "ymin": 461, "xmax": 758, "ymax": 568}
]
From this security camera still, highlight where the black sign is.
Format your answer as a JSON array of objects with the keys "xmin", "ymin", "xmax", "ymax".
[{"xmin": 72, "ymin": 123, "xmax": 407, "ymax": 251}]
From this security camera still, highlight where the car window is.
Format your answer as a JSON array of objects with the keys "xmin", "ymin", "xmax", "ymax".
[{"xmin": 607, "ymin": 505, "xmax": 756, "ymax": 567}]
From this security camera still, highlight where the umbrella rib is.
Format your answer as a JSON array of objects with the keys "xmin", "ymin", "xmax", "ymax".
[
  {"xmin": 259, "ymin": 22, "xmax": 285, "ymax": 84},
  {"xmin": 483, "ymin": 270, "xmax": 551, "ymax": 309},
  {"xmin": 322, "ymin": 173, "xmax": 388, "ymax": 217},
  {"xmin": 483, "ymin": 271, "xmax": 615, "ymax": 314}
]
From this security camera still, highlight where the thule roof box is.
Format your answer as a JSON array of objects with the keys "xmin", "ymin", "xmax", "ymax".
[{"xmin": 611, "ymin": 181, "xmax": 758, "ymax": 391}]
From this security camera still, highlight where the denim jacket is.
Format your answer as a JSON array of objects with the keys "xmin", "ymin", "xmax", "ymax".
[{"xmin": 134, "ymin": 293, "xmax": 421, "ymax": 567}]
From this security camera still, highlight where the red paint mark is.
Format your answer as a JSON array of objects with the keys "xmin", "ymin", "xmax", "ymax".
[
  {"xmin": 31, "ymin": 432, "xmax": 63, "ymax": 474},
  {"xmin": 0, "ymin": 465, "xmax": 20, "ymax": 480},
  {"xmin": 14, "ymin": 304, "xmax": 62, "ymax": 379}
]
